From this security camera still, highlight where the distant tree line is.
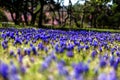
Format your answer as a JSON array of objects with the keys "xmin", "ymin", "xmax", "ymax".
[{"xmin": 0, "ymin": 0, "xmax": 120, "ymax": 29}]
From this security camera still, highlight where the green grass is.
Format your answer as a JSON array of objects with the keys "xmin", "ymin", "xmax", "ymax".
[{"xmin": 0, "ymin": 21, "xmax": 120, "ymax": 33}]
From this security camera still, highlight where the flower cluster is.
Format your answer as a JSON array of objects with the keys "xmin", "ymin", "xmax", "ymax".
[{"xmin": 0, "ymin": 28, "xmax": 120, "ymax": 80}]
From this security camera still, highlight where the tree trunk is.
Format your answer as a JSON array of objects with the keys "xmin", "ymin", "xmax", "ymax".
[
  {"xmin": 23, "ymin": 12, "xmax": 28, "ymax": 26},
  {"xmin": 38, "ymin": 1, "xmax": 44, "ymax": 27},
  {"xmin": 14, "ymin": 11, "xmax": 21, "ymax": 25},
  {"xmin": 31, "ymin": 13, "xmax": 37, "ymax": 25},
  {"xmin": 81, "ymin": 13, "xmax": 85, "ymax": 28},
  {"xmin": 93, "ymin": 13, "xmax": 97, "ymax": 28}
]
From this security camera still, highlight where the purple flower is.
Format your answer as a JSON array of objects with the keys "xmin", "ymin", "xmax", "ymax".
[
  {"xmin": 73, "ymin": 62, "xmax": 88, "ymax": 79},
  {"xmin": 111, "ymin": 48, "xmax": 115, "ymax": 55},
  {"xmin": 74, "ymin": 62, "xmax": 84, "ymax": 75},
  {"xmin": 40, "ymin": 62, "xmax": 49, "ymax": 71},
  {"xmin": 38, "ymin": 43, "xmax": 44, "ymax": 50},
  {"xmin": 20, "ymin": 65, "xmax": 26, "ymax": 74},
  {"xmin": 40, "ymin": 55, "xmax": 53, "ymax": 71},
  {"xmin": 92, "ymin": 40, "xmax": 98, "ymax": 47},
  {"xmin": 107, "ymin": 69, "xmax": 117, "ymax": 80},
  {"xmin": 57, "ymin": 60, "xmax": 69, "ymax": 76},
  {"xmin": 91, "ymin": 50, "xmax": 98, "ymax": 58},
  {"xmin": 110, "ymin": 56, "xmax": 115, "ymax": 66},
  {"xmin": 17, "ymin": 48, "xmax": 21, "ymax": 55},
  {"xmin": 66, "ymin": 44, "xmax": 74, "ymax": 51},
  {"xmin": 8, "ymin": 74, "xmax": 20, "ymax": 80},
  {"xmin": 77, "ymin": 45, "xmax": 84, "ymax": 52},
  {"xmin": 18, "ymin": 55, "xmax": 23, "ymax": 63},
  {"xmin": 10, "ymin": 61, "xmax": 18, "ymax": 75},
  {"xmin": 1, "ymin": 41, "xmax": 8, "ymax": 49},
  {"xmin": 9, "ymin": 50, "xmax": 14, "ymax": 56},
  {"xmin": 98, "ymin": 73, "xmax": 107, "ymax": 80},
  {"xmin": 24, "ymin": 40, "xmax": 28, "ymax": 44},
  {"xmin": 66, "ymin": 51, "xmax": 74, "ymax": 57},
  {"xmin": 14, "ymin": 37, "xmax": 22, "ymax": 44},
  {"xmin": 103, "ymin": 53, "xmax": 108, "ymax": 60},
  {"xmin": 0, "ymin": 61, "xmax": 9, "ymax": 79},
  {"xmin": 84, "ymin": 64, "xmax": 89, "ymax": 72},
  {"xmin": 99, "ymin": 47, "xmax": 103, "ymax": 52},
  {"xmin": 31, "ymin": 46, "xmax": 37, "ymax": 55},
  {"xmin": 116, "ymin": 51, "xmax": 120, "ymax": 57},
  {"xmin": 85, "ymin": 45, "xmax": 89, "ymax": 50},
  {"xmin": 30, "ymin": 43, "xmax": 33, "ymax": 47},
  {"xmin": 24, "ymin": 48, "xmax": 31, "ymax": 56},
  {"xmin": 100, "ymin": 58, "xmax": 106, "ymax": 67},
  {"xmin": 113, "ymin": 61, "xmax": 118, "ymax": 70}
]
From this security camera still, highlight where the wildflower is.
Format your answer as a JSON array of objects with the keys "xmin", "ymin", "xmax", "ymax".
[
  {"xmin": 100, "ymin": 58, "xmax": 106, "ymax": 67},
  {"xmin": 9, "ymin": 50, "xmax": 14, "ymax": 56},
  {"xmin": 116, "ymin": 51, "xmax": 120, "ymax": 57},
  {"xmin": 17, "ymin": 48, "xmax": 21, "ymax": 55},
  {"xmin": 0, "ymin": 61, "xmax": 9, "ymax": 79},
  {"xmin": 107, "ymin": 69, "xmax": 117, "ymax": 80},
  {"xmin": 31, "ymin": 46, "xmax": 37, "ymax": 55},
  {"xmin": 38, "ymin": 43, "xmax": 44, "ymax": 50},
  {"xmin": 66, "ymin": 51, "xmax": 74, "ymax": 57},
  {"xmin": 1, "ymin": 41, "xmax": 8, "ymax": 49},
  {"xmin": 20, "ymin": 65, "xmax": 26, "ymax": 74},
  {"xmin": 57, "ymin": 60, "xmax": 69, "ymax": 76},
  {"xmin": 14, "ymin": 37, "xmax": 22, "ymax": 44},
  {"xmin": 98, "ymin": 73, "xmax": 107, "ymax": 80},
  {"xmin": 91, "ymin": 50, "xmax": 98, "ymax": 58}
]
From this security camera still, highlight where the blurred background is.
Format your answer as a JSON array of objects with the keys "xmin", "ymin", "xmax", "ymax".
[{"xmin": 0, "ymin": 0, "xmax": 120, "ymax": 29}]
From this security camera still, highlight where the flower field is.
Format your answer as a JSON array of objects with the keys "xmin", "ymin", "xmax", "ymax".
[{"xmin": 0, "ymin": 28, "xmax": 120, "ymax": 80}]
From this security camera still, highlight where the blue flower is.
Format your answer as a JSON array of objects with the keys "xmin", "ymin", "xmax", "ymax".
[
  {"xmin": 84, "ymin": 64, "xmax": 89, "ymax": 72},
  {"xmin": 66, "ymin": 44, "xmax": 74, "ymax": 51},
  {"xmin": 14, "ymin": 37, "xmax": 22, "ymax": 44},
  {"xmin": 31, "ymin": 46, "xmax": 37, "ymax": 55},
  {"xmin": 73, "ymin": 62, "xmax": 88, "ymax": 79},
  {"xmin": 77, "ymin": 45, "xmax": 84, "ymax": 52},
  {"xmin": 92, "ymin": 40, "xmax": 98, "ymax": 47},
  {"xmin": 27, "ymin": 49, "xmax": 31, "ymax": 55},
  {"xmin": 0, "ymin": 61, "xmax": 9, "ymax": 79},
  {"xmin": 99, "ymin": 47, "xmax": 103, "ymax": 52},
  {"xmin": 17, "ymin": 48, "xmax": 21, "ymax": 55},
  {"xmin": 57, "ymin": 60, "xmax": 69, "ymax": 76},
  {"xmin": 1, "ymin": 41, "xmax": 8, "ymax": 49},
  {"xmin": 111, "ymin": 48, "xmax": 115, "ymax": 55},
  {"xmin": 91, "ymin": 50, "xmax": 98, "ymax": 58},
  {"xmin": 74, "ymin": 62, "xmax": 84, "ymax": 75},
  {"xmin": 110, "ymin": 56, "xmax": 115, "ymax": 66},
  {"xmin": 1, "ymin": 32, "xmax": 6, "ymax": 39},
  {"xmin": 40, "ymin": 55, "xmax": 53, "ymax": 71},
  {"xmin": 100, "ymin": 58, "xmax": 106, "ymax": 67},
  {"xmin": 103, "ymin": 53, "xmax": 108, "ymax": 60},
  {"xmin": 38, "ymin": 43, "xmax": 44, "ymax": 50},
  {"xmin": 30, "ymin": 43, "xmax": 33, "ymax": 47},
  {"xmin": 9, "ymin": 50, "xmax": 14, "ymax": 56},
  {"xmin": 85, "ymin": 45, "xmax": 89, "ymax": 50},
  {"xmin": 66, "ymin": 51, "xmax": 74, "ymax": 57},
  {"xmin": 24, "ymin": 40, "xmax": 28, "ymax": 44},
  {"xmin": 113, "ymin": 62, "xmax": 118, "ymax": 70},
  {"xmin": 116, "ymin": 51, "xmax": 120, "ymax": 57},
  {"xmin": 18, "ymin": 55, "xmax": 23, "ymax": 63}
]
